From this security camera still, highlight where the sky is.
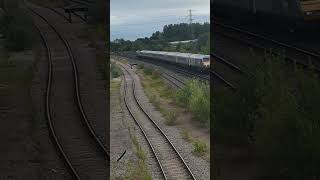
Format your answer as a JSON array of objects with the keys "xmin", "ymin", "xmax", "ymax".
[{"xmin": 111, "ymin": 0, "xmax": 210, "ymax": 41}]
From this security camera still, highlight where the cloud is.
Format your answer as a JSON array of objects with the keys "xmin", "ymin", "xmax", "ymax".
[{"xmin": 110, "ymin": 0, "xmax": 210, "ymax": 40}]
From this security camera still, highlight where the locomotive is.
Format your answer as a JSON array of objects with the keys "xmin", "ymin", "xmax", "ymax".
[
  {"xmin": 136, "ymin": 50, "xmax": 210, "ymax": 70},
  {"xmin": 212, "ymin": 0, "xmax": 320, "ymax": 24}
]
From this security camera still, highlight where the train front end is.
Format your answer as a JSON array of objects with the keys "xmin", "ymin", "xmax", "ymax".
[
  {"xmin": 300, "ymin": 0, "xmax": 320, "ymax": 21},
  {"xmin": 202, "ymin": 55, "xmax": 210, "ymax": 69}
]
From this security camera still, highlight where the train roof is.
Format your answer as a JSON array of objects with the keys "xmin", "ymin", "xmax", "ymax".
[{"xmin": 139, "ymin": 50, "xmax": 209, "ymax": 59}]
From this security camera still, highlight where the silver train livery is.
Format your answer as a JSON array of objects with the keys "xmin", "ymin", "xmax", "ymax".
[{"xmin": 136, "ymin": 50, "xmax": 210, "ymax": 69}]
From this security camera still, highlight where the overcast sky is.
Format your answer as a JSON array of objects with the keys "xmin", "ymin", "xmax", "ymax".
[{"xmin": 111, "ymin": 0, "xmax": 210, "ymax": 41}]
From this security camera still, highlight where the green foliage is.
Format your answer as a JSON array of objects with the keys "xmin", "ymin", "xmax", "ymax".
[
  {"xmin": 128, "ymin": 130, "xmax": 152, "ymax": 180},
  {"xmin": 110, "ymin": 22, "xmax": 209, "ymax": 54},
  {"xmin": 143, "ymin": 68, "xmax": 152, "ymax": 76},
  {"xmin": 110, "ymin": 63, "xmax": 121, "ymax": 79},
  {"xmin": 176, "ymin": 80, "xmax": 210, "ymax": 125},
  {"xmin": 193, "ymin": 140, "xmax": 208, "ymax": 156},
  {"xmin": 213, "ymin": 52, "xmax": 320, "ymax": 178},
  {"xmin": 164, "ymin": 111, "xmax": 177, "ymax": 126}
]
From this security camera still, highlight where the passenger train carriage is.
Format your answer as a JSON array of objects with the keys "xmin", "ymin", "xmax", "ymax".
[{"xmin": 136, "ymin": 50, "xmax": 210, "ymax": 70}]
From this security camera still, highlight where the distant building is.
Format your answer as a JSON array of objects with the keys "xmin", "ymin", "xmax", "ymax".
[{"xmin": 169, "ymin": 39, "xmax": 198, "ymax": 45}]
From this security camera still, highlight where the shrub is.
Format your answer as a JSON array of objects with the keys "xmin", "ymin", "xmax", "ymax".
[
  {"xmin": 213, "ymin": 52, "xmax": 320, "ymax": 178},
  {"xmin": 110, "ymin": 63, "xmax": 121, "ymax": 79},
  {"xmin": 176, "ymin": 80, "xmax": 210, "ymax": 125}
]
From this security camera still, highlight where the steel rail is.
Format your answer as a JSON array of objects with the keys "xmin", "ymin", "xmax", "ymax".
[
  {"xmin": 27, "ymin": 3, "xmax": 109, "ymax": 161},
  {"xmin": 120, "ymin": 64, "xmax": 168, "ymax": 180},
  {"xmin": 211, "ymin": 52, "xmax": 243, "ymax": 73},
  {"xmin": 130, "ymin": 55, "xmax": 237, "ymax": 89},
  {"xmin": 214, "ymin": 21, "xmax": 320, "ymax": 59},
  {"xmin": 160, "ymin": 73, "xmax": 184, "ymax": 89},
  {"xmin": 213, "ymin": 22, "xmax": 320, "ymax": 72},
  {"xmin": 119, "ymin": 62, "xmax": 197, "ymax": 180},
  {"xmin": 69, "ymin": 0, "xmax": 92, "ymax": 6},
  {"xmin": 24, "ymin": 5, "xmax": 82, "ymax": 180},
  {"xmin": 26, "ymin": 1, "xmax": 109, "ymax": 161}
]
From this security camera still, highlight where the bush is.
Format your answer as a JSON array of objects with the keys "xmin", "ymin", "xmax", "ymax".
[
  {"xmin": 213, "ymin": 52, "xmax": 320, "ymax": 178},
  {"xmin": 176, "ymin": 80, "xmax": 210, "ymax": 125},
  {"xmin": 110, "ymin": 63, "xmax": 121, "ymax": 78}
]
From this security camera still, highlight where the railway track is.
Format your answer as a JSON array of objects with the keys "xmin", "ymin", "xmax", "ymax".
[
  {"xmin": 160, "ymin": 71, "xmax": 185, "ymax": 89},
  {"xmin": 25, "ymin": 2, "xmax": 108, "ymax": 179},
  {"xmin": 211, "ymin": 52, "xmax": 245, "ymax": 90},
  {"xmin": 123, "ymin": 57, "xmax": 186, "ymax": 89},
  {"xmin": 213, "ymin": 21, "xmax": 320, "ymax": 72},
  {"xmin": 69, "ymin": 0, "xmax": 93, "ymax": 6},
  {"xmin": 118, "ymin": 62, "xmax": 196, "ymax": 180},
  {"xmin": 45, "ymin": 6, "xmax": 87, "ymax": 23},
  {"xmin": 121, "ymin": 53, "xmax": 240, "ymax": 89}
]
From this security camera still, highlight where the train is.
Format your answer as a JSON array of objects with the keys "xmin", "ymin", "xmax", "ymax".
[
  {"xmin": 136, "ymin": 50, "xmax": 210, "ymax": 70},
  {"xmin": 212, "ymin": 0, "xmax": 320, "ymax": 24}
]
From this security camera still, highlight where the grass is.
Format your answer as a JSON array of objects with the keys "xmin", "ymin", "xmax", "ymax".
[
  {"xmin": 181, "ymin": 128, "xmax": 192, "ymax": 142},
  {"xmin": 138, "ymin": 66, "xmax": 178, "ymax": 125},
  {"xmin": 192, "ymin": 139, "xmax": 208, "ymax": 156},
  {"xmin": 137, "ymin": 64, "xmax": 209, "ymax": 156},
  {"xmin": 127, "ymin": 127, "xmax": 152, "ymax": 180},
  {"xmin": 163, "ymin": 111, "xmax": 177, "ymax": 126}
]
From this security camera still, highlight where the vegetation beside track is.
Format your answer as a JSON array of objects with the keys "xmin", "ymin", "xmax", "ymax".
[
  {"xmin": 176, "ymin": 79, "xmax": 210, "ymax": 126},
  {"xmin": 126, "ymin": 126, "xmax": 152, "ymax": 180},
  {"xmin": 110, "ymin": 77, "xmax": 152, "ymax": 180},
  {"xmin": 213, "ymin": 53, "xmax": 320, "ymax": 178},
  {"xmin": 137, "ymin": 64, "xmax": 209, "ymax": 157},
  {"xmin": 110, "ymin": 62, "xmax": 122, "ymax": 79}
]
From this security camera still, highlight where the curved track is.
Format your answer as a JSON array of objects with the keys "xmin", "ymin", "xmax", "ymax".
[
  {"xmin": 119, "ymin": 62, "xmax": 197, "ymax": 180},
  {"xmin": 213, "ymin": 21, "xmax": 320, "ymax": 72},
  {"xmin": 25, "ymin": 2, "xmax": 108, "ymax": 179}
]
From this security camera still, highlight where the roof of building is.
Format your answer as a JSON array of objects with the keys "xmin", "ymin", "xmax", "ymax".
[
  {"xmin": 138, "ymin": 50, "xmax": 209, "ymax": 59},
  {"xmin": 169, "ymin": 39, "xmax": 198, "ymax": 45}
]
